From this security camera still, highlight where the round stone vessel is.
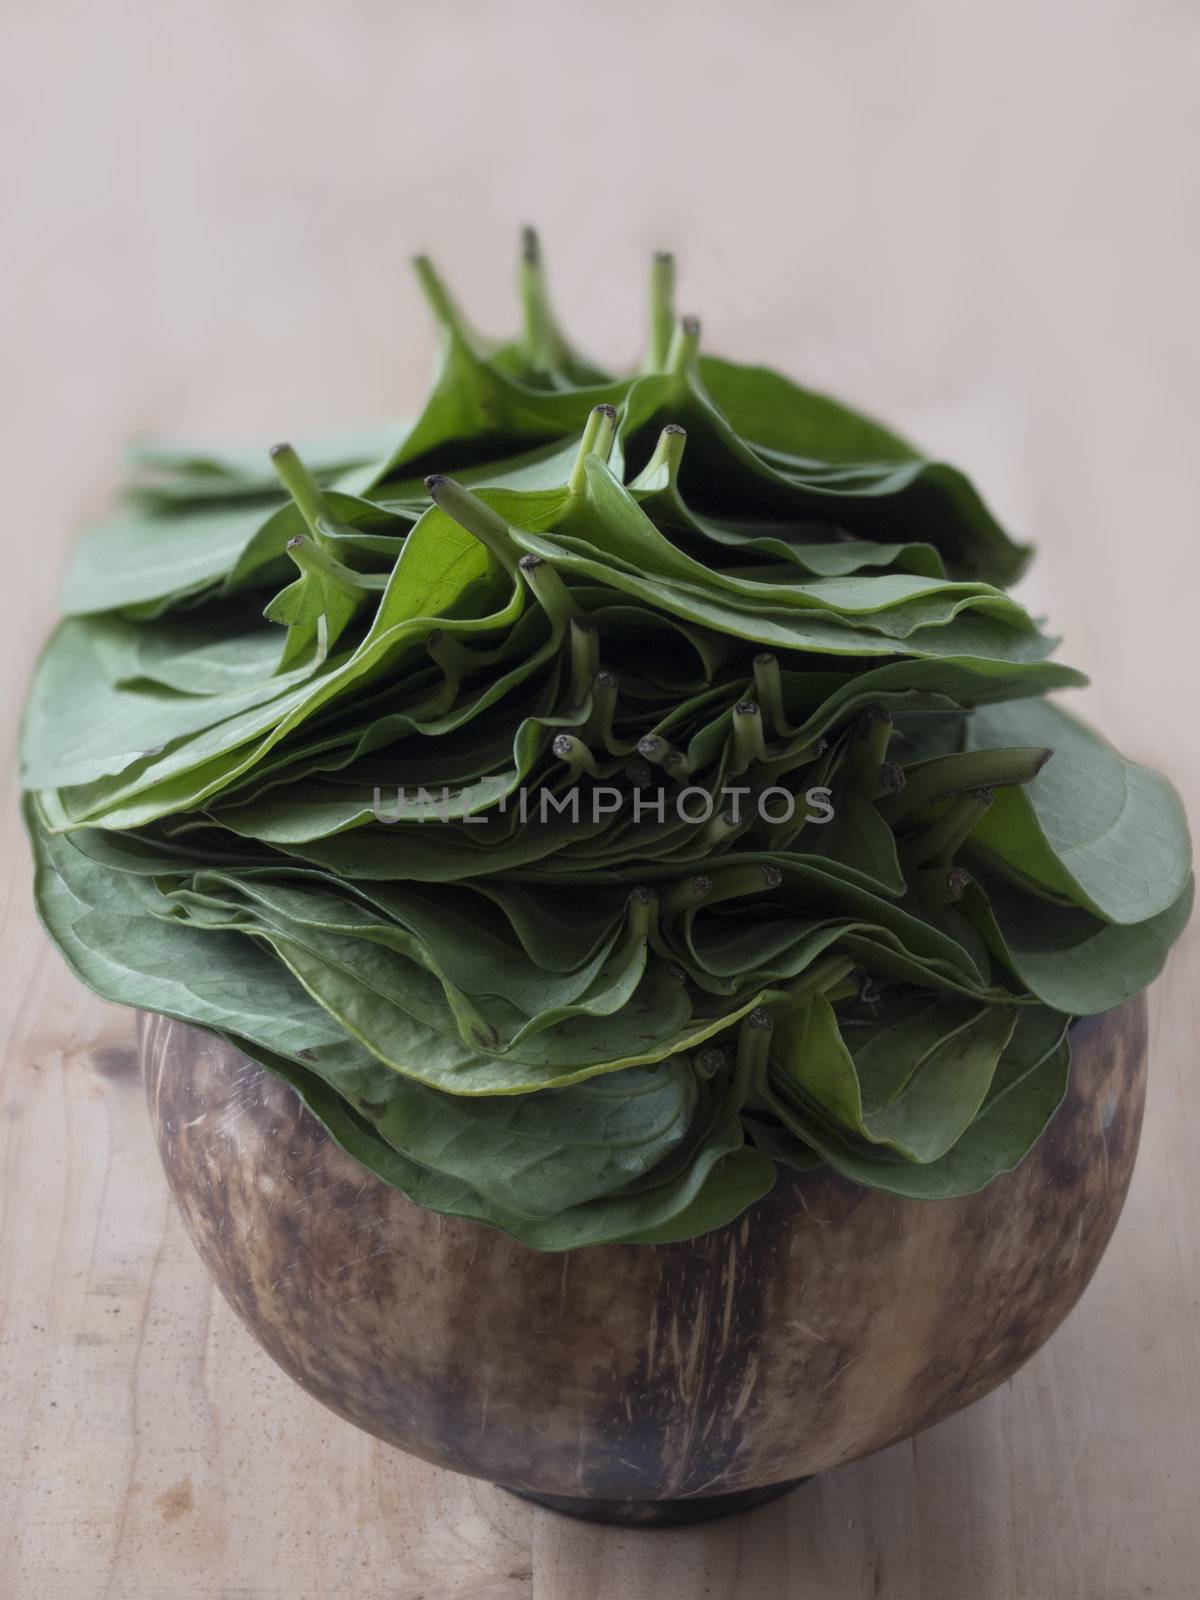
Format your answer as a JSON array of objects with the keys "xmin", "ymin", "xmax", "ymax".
[{"xmin": 140, "ymin": 1000, "xmax": 1147, "ymax": 1526}]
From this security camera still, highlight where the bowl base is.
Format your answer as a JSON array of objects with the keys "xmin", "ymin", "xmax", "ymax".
[{"xmin": 502, "ymin": 1476, "xmax": 809, "ymax": 1527}]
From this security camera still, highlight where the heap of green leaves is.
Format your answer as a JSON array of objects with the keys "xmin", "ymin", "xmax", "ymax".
[{"xmin": 22, "ymin": 233, "xmax": 1192, "ymax": 1249}]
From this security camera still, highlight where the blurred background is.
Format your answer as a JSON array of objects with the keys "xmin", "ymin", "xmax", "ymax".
[{"xmin": 6, "ymin": 0, "xmax": 1200, "ymax": 799}]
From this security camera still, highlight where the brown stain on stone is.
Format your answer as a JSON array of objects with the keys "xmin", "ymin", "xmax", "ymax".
[
  {"xmin": 156, "ymin": 1476, "xmax": 194, "ymax": 1522},
  {"xmin": 139, "ymin": 998, "xmax": 1148, "ymax": 1504}
]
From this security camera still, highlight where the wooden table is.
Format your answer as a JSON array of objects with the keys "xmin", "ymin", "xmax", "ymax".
[{"xmin": 3, "ymin": 5, "xmax": 1198, "ymax": 1595}]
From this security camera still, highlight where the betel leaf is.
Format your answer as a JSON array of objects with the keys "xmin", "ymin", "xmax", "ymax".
[
  {"xmin": 22, "ymin": 234, "xmax": 1190, "ymax": 1248},
  {"xmin": 61, "ymin": 503, "xmax": 282, "ymax": 617},
  {"xmin": 770, "ymin": 992, "xmax": 1017, "ymax": 1164},
  {"xmin": 750, "ymin": 1006, "xmax": 1071, "ymax": 1200},
  {"xmin": 964, "ymin": 872, "xmax": 1194, "ymax": 1015},
  {"xmin": 248, "ymin": 1042, "xmax": 776, "ymax": 1251},
  {"xmin": 965, "ymin": 697, "xmax": 1191, "ymax": 925}
]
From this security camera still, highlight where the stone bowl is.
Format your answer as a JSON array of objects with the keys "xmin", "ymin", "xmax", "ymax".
[{"xmin": 139, "ymin": 999, "xmax": 1147, "ymax": 1526}]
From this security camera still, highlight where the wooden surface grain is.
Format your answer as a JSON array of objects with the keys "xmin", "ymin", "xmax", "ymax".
[{"xmin": 2, "ymin": 3, "xmax": 1198, "ymax": 1595}]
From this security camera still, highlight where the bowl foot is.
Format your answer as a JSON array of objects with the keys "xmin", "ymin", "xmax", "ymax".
[{"xmin": 502, "ymin": 1476, "xmax": 808, "ymax": 1527}]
